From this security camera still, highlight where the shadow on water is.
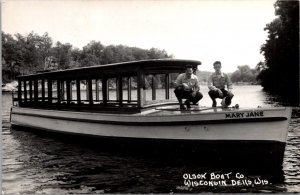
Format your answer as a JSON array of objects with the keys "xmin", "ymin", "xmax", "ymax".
[
  {"xmin": 262, "ymin": 89, "xmax": 299, "ymax": 107},
  {"xmin": 8, "ymin": 125, "xmax": 288, "ymax": 193}
]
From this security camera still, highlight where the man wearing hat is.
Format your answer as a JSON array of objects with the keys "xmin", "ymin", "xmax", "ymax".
[
  {"xmin": 174, "ymin": 66, "xmax": 203, "ymax": 110},
  {"xmin": 208, "ymin": 61, "xmax": 234, "ymax": 107}
]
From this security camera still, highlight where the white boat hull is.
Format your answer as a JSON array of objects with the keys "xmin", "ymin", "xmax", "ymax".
[
  {"xmin": 11, "ymin": 106, "xmax": 291, "ymax": 141},
  {"xmin": 11, "ymin": 106, "xmax": 292, "ymax": 167}
]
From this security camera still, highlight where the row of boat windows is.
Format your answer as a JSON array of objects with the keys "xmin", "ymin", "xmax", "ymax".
[
  {"xmin": 18, "ymin": 77, "xmax": 137, "ymax": 102},
  {"xmin": 16, "ymin": 74, "xmax": 180, "ymax": 107}
]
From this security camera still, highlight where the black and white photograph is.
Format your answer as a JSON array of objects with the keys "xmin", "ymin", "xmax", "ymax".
[{"xmin": 1, "ymin": 0, "xmax": 299, "ymax": 194}]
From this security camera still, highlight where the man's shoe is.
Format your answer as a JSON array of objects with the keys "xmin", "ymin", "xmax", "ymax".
[
  {"xmin": 180, "ymin": 104, "xmax": 186, "ymax": 110},
  {"xmin": 185, "ymin": 101, "xmax": 191, "ymax": 109},
  {"xmin": 221, "ymin": 97, "xmax": 232, "ymax": 108},
  {"xmin": 212, "ymin": 100, "xmax": 217, "ymax": 107},
  {"xmin": 225, "ymin": 97, "xmax": 232, "ymax": 106}
]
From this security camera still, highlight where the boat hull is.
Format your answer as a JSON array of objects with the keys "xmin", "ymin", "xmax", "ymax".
[{"xmin": 11, "ymin": 106, "xmax": 292, "ymax": 168}]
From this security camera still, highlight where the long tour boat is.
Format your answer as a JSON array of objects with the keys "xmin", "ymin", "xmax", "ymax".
[{"xmin": 10, "ymin": 59, "xmax": 292, "ymax": 168}]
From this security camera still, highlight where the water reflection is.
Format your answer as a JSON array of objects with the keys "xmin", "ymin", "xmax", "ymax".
[
  {"xmin": 263, "ymin": 89, "xmax": 299, "ymax": 107},
  {"xmin": 3, "ymin": 129, "xmax": 289, "ymax": 193}
]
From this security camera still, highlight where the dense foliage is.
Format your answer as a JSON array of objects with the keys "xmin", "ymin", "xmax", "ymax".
[
  {"xmin": 258, "ymin": 0, "xmax": 299, "ymax": 105},
  {"xmin": 2, "ymin": 31, "xmax": 173, "ymax": 83},
  {"xmin": 231, "ymin": 65, "xmax": 258, "ymax": 84}
]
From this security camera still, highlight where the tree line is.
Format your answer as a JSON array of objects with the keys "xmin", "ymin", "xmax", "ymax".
[
  {"xmin": 2, "ymin": 30, "xmax": 261, "ymax": 86},
  {"xmin": 2, "ymin": 31, "xmax": 173, "ymax": 83},
  {"xmin": 258, "ymin": 0, "xmax": 299, "ymax": 105}
]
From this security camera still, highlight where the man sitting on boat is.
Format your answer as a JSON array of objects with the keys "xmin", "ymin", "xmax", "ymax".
[
  {"xmin": 208, "ymin": 61, "xmax": 234, "ymax": 108},
  {"xmin": 174, "ymin": 66, "xmax": 203, "ymax": 110}
]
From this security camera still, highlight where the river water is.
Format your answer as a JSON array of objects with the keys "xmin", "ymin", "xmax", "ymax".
[{"xmin": 2, "ymin": 85, "xmax": 300, "ymax": 194}]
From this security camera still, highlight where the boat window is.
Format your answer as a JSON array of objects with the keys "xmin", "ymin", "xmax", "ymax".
[
  {"xmin": 143, "ymin": 74, "xmax": 175, "ymax": 105},
  {"xmin": 86, "ymin": 79, "xmax": 92, "ymax": 104},
  {"xmin": 122, "ymin": 76, "xmax": 137, "ymax": 103},
  {"xmin": 25, "ymin": 81, "xmax": 29, "ymax": 100},
  {"xmin": 69, "ymin": 80, "xmax": 76, "ymax": 104},
  {"xmin": 15, "ymin": 74, "xmax": 139, "ymax": 111},
  {"xmin": 94, "ymin": 79, "xmax": 103, "ymax": 102},
  {"xmin": 47, "ymin": 79, "xmax": 53, "ymax": 104},
  {"xmin": 80, "ymin": 80, "xmax": 87, "ymax": 103},
  {"xmin": 37, "ymin": 80, "xmax": 41, "ymax": 101},
  {"xmin": 91, "ymin": 79, "xmax": 97, "ymax": 103},
  {"xmin": 20, "ymin": 81, "xmax": 24, "ymax": 100},
  {"xmin": 170, "ymin": 73, "xmax": 179, "ymax": 88},
  {"xmin": 29, "ymin": 80, "xmax": 33, "ymax": 102},
  {"xmin": 108, "ymin": 78, "xmax": 117, "ymax": 102},
  {"xmin": 52, "ymin": 80, "xmax": 58, "ymax": 103},
  {"xmin": 44, "ymin": 80, "xmax": 48, "ymax": 99}
]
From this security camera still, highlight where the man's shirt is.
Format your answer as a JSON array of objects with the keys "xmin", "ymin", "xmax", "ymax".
[
  {"xmin": 174, "ymin": 73, "xmax": 200, "ymax": 91},
  {"xmin": 208, "ymin": 72, "xmax": 232, "ymax": 91}
]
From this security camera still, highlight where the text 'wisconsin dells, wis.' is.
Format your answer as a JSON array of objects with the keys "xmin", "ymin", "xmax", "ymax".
[{"xmin": 183, "ymin": 172, "xmax": 269, "ymax": 187}]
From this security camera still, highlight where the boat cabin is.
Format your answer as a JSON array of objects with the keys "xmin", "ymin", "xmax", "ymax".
[{"xmin": 14, "ymin": 59, "xmax": 201, "ymax": 113}]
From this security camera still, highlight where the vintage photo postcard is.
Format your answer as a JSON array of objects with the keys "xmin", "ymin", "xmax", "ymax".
[{"xmin": 1, "ymin": 0, "xmax": 299, "ymax": 194}]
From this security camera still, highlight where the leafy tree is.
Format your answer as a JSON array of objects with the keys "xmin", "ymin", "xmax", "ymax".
[
  {"xmin": 101, "ymin": 45, "xmax": 117, "ymax": 64},
  {"xmin": 80, "ymin": 41, "xmax": 104, "ymax": 66},
  {"xmin": 10, "ymin": 32, "xmax": 53, "ymax": 73},
  {"xmin": 2, "ymin": 32, "xmax": 22, "ymax": 82},
  {"xmin": 101, "ymin": 45, "xmax": 138, "ymax": 64},
  {"xmin": 258, "ymin": 0, "xmax": 299, "ymax": 105},
  {"xmin": 100, "ymin": 45, "xmax": 172, "ymax": 65},
  {"xmin": 147, "ymin": 48, "xmax": 172, "ymax": 59},
  {"xmin": 14, "ymin": 33, "xmax": 37, "ymax": 74},
  {"xmin": 37, "ymin": 32, "xmax": 53, "ymax": 68},
  {"xmin": 51, "ymin": 41, "xmax": 73, "ymax": 69},
  {"xmin": 131, "ymin": 47, "xmax": 148, "ymax": 60},
  {"xmin": 70, "ymin": 48, "xmax": 82, "ymax": 68},
  {"xmin": 231, "ymin": 69, "xmax": 242, "ymax": 83},
  {"xmin": 110, "ymin": 45, "xmax": 136, "ymax": 62},
  {"xmin": 255, "ymin": 61, "xmax": 265, "ymax": 72},
  {"xmin": 231, "ymin": 65, "xmax": 257, "ymax": 83},
  {"xmin": 24, "ymin": 32, "xmax": 53, "ymax": 71}
]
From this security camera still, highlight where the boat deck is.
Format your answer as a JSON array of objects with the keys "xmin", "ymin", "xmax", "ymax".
[{"xmin": 140, "ymin": 105, "xmax": 245, "ymax": 116}]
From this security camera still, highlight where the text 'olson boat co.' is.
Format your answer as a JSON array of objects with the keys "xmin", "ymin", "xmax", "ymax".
[{"xmin": 10, "ymin": 59, "xmax": 292, "ymax": 168}]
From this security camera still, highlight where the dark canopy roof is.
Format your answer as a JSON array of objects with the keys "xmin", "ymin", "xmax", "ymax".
[{"xmin": 18, "ymin": 59, "xmax": 201, "ymax": 80}]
